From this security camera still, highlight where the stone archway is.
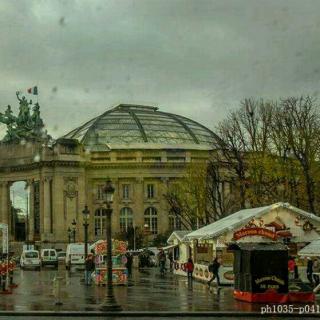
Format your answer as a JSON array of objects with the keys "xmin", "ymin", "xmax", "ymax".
[{"xmin": 10, "ymin": 181, "xmax": 29, "ymax": 242}]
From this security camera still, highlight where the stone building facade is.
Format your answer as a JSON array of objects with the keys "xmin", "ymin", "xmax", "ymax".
[{"xmin": 0, "ymin": 104, "xmax": 217, "ymax": 246}]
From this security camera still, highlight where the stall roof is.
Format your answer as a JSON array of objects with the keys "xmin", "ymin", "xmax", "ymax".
[
  {"xmin": 167, "ymin": 230, "xmax": 191, "ymax": 244},
  {"xmin": 185, "ymin": 202, "xmax": 320, "ymax": 241},
  {"xmin": 298, "ymin": 239, "xmax": 320, "ymax": 257},
  {"xmin": 228, "ymin": 242, "xmax": 287, "ymax": 251},
  {"xmin": 162, "ymin": 244, "xmax": 179, "ymax": 251}
]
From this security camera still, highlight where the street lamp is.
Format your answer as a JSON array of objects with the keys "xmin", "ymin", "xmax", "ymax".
[
  {"xmin": 82, "ymin": 205, "xmax": 90, "ymax": 261},
  {"xmin": 67, "ymin": 227, "xmax": 72, "ymax": 243},
  {"xmin": 144, "ymin": 224, "xmax": 150, "ymax": 249},
  {"xmin": 72, "ymin": 219, "xmax": 77, "ymax": 243},
  {"xmin": 82, "ymin": 205, "xmax": 90, "ymax": 286},
  {"xmin": 100, "ymin": 179, "xmax": 122, "ymax": 312}
]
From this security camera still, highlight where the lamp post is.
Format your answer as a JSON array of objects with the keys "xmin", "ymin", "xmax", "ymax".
[
  {"xmin": 133, "ymin": 224, "xmax": 136, "ymax": 251},
  {"xmin": 72, "ymin": 219, "xmax": 77, "ymax": 243},
  {"xmin": 82, "ymin": 205, "xmax": 90, "ymax": 260},
  {"xmin": 67, "ymin": 227, "xmax": 72, "ymax": 243},
  {"xmin": 82, "ymin": 205, "xmax": 90, "ymax": 286},
  {"xmin": 144, "ymin": 224, "xmax": 149, "ymax": 250},
  {"xmin": 100, "ymin": 180, "xmax": 122, "ymax": 312}
]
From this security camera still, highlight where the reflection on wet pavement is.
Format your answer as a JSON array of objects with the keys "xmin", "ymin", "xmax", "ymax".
[{"xmin": 0, "ymin": 267, "xmax": 318, "ymax": 312}]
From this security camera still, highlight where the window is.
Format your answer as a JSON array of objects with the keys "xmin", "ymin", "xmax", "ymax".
[
  {"xmin": 120, "ymin": 207, "xmax": 133, "ymax": 232},
  {"xmin": 144, "ymin": 207, "xmax": 158, "ymax": 234},
  {"xmin": 147, "ymin": 184, "xmax": 155, "ymax": 199},
  {"xmin": 25, "ymin": 252, "xmax": 38, "ymax": 258},
  {"xmin": 94, "ymin": 208, "xmax": 107, "ymax": 236},
  {"xmin": 97, "ymin": 185, "xmax": 105, "ymax": 200},
  {"xmin": 122, "ymin": 184, "xmax": 130, "ymax": 200},
  {"xmin": 169, "ymin": 214, "xmax": 182, "ymax": 231}
]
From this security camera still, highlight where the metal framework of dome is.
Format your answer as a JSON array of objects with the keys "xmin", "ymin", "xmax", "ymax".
[{"xmin": 63, "ymin": 104, "xmax": 217, "ymax": 150}]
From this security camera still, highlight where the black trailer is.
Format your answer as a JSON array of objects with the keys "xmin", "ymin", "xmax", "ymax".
[{"xmin": 229, "ymin": 242, "xmax": 289, "ymax": 303}]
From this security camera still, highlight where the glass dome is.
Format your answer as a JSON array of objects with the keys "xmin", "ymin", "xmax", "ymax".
[{"xmin": 63, "ymin": 104, "xmax": 217, "ymax": 150}]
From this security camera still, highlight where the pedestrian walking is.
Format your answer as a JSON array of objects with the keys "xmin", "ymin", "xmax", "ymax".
[
  {"xmin": 84, "ymin": 253, "xmax": 95, "ymax": 285},
  {"xmin": 186, "ymin": 258, "xmax": 194, "ymax": 280},
  {"xmin": 306, "ymin": 257, "xmax": 314, "ymax": 285},
  {"xmin": 313, "ymin": 258, "xmax": 320, "ymax": 285},
  {"xmin": 158, "ymin": 249, "xmax": 166, "ymax": 276},
  {"xmin": 288, "ymin": 256, "xmax": 295, "ymax": 280},
  {"xmin": 207, "ymin": 257, "xmax": 221, "ymax": 287},
  {"xmin": 168, "ymin": 251, "xmax": 174, "ymax": 272},
  {"xmin": 125, "ymin": 252, "xmax": 133, "ymax": 277}
]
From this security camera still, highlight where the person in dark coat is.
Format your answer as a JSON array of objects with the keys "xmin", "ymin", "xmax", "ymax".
[
  {"xmin": 85, "ymin": 253, "xmax": 95, "ymax": 285},
  {"xmin": 207, "ymin": 257, "xmax": 221, "ymax": 287},
  {"xmin": 307, "ymin": 257, "xmax": 314, "ymax": 285},
  {"xmin": 125, "ymin": 252, "xmax": 133, "ymax": 277},
  {"xmin": 168, "ymin": 252, "xmax": 174, "ymax": 272}
]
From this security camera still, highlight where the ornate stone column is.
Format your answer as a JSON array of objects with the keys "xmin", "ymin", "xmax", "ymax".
[
  {"xmin": 134, "ymin": 177, "xmax": 145, "ymax": 227},
  {"xmin": 26, "ymin": 179, "xmax": 35, "ymax": 242},
  {"xmin": 43, "ymin": 177, "xmax": 53, "ymax": 241},
  {"xmin": 0, "ymin": 181, "xmax": 10, "ymax": 225}
]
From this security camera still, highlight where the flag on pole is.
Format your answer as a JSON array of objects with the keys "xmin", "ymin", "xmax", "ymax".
[{"xmin": 27, "ymin": 86, "xmax": 38, "ymax": 95}]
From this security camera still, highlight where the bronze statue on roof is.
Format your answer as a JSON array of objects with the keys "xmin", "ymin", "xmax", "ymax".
[{"xmin": 0, "ymin": 92, "xmax": 51, "ymax": 143}]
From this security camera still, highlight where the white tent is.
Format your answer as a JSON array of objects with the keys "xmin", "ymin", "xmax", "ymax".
[
  {"xmin": 185, "ymin": 202, "xmax": 320, "ymax": 241},
  {"xmin": 298, "ymin": 239, "xmax": 320, "ymax": 257}
]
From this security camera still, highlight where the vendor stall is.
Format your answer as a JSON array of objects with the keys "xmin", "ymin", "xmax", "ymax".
[
  {"xmin": 298, "ymin": 239, "xmax": 320, "ymax": 257},
  {"xmin": 90, "ymin": 239, "xmax": 128, "ymax": 286},
  {"xmin": 171, "ymin": 202, "xmax": 320, "ymax": 285},
  {"xmin": 298, "ymin": 239, "xmax": 320, "ymax": 292}
]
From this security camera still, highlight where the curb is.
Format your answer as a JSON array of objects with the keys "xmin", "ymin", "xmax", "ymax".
[{"xmin": 0, "ymin": 311, "xmax": 319, "ymax": 317}]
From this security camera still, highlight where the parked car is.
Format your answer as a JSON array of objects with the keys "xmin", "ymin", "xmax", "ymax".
[
  {"xmin": 57, "ymin": 251, "xmax": 66, "ymax": 263},
  {"xmin": 20, "ymin": 250, "xmax": 41, "ymax": 270},
  {"xmin": 65, "ymin": 243, "xmax": 89, "ymax": 270},
  {"xmin": 40, "ymin": 249, "xmax": 58, "ymax": 268}
]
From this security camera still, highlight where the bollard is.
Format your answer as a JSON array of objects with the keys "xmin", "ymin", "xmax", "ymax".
[{"xmin": 53, "ymin": 276, "xmax": 63, "ymax": 305}]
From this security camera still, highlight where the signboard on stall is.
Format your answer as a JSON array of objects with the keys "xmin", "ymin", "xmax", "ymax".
[
  {"xmin": 196, "ymin": 245, "xmax": 208, "ymax": 254},
  {"xmin": 94, "ymin": 239, "xmax": 127, "ymax": 255},
  {"xmin": 95, "ymin": 267, "xmax": 128, "ymax": 285},
  {"xmin": 233, "ymin": 227, "xmax": 278, "ymax": 241}
]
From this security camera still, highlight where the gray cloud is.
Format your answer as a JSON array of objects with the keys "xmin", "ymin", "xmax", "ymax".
[{"xmin": 1, "ymin": 0, "xmax": 320, "ymax": 138}]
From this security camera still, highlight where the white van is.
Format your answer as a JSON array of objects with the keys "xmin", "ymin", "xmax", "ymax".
[
  {"xmin": 40, "ymin": 249, "xmax": 58, "ymax": 268},
  {"xmin": 65, "ymin": 243, "xmax": 89, "ymax": 270},
  {"xmin": 20, "ymin": 250, "xmax": 41, "ymax": 270}
]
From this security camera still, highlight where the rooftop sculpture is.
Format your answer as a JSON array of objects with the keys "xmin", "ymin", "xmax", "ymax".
[{"xmin": 0, "ymin": 92, "xmax": 51, "ymax": 143}]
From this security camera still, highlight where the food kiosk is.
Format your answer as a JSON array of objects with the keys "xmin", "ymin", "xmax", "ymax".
[
  {"xmin": 90, "ymin": 239, "xmax": 128, "ymax": 286},
  {"xmin": 229, "ymin": 242, "xmax": 314, "ymax": 303}
]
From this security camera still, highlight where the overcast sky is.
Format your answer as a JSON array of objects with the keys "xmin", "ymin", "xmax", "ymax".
[{"xmin": 1, "ymin": 0, "xmax": 320, "ymax": 138}]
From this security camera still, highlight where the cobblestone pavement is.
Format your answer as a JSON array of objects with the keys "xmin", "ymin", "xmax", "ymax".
[{"xmin": 0, "ymin": 266, "xmax": 318, "ymax": 315}]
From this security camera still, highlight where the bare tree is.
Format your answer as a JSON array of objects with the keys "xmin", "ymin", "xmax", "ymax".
[
  {"xmin": 280, "ymin": 96, "xmax": 320, "ymax": 213},
  {"xmin": 214, "ymin": 112, "xmax": 248, "ymax": 209}
]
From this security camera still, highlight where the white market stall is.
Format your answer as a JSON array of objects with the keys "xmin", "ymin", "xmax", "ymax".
[
  {"xmin": 298, "ymin": 239, "xmax": 320, "ymax": 257},
  {"xmin": 171, "ymin": 202, "xmax": 320, "ymax": 285},
  {"xmin": 166, "ymin": 231, "xmax": 191, "ymax": 276}
]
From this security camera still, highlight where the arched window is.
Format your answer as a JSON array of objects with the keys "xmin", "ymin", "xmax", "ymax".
[
  {"xmin": 144, "ymin": 207, "xmax": 158, "ymax": 234},
  {"xmin": 169, "ymin": 214, "xmax": 182, "ymax": 231},
  {"xmin": 94, "ymin": 208, "xmax": 107, "ymax": 236},
  {"xmin": 120, "ymin": 207, "xmax": 133, "ymax": 232}
]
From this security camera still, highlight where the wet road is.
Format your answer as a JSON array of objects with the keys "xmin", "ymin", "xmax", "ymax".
[{"xmin": 0, "ymin": 266, "xmax": 319, "ymax": 314}]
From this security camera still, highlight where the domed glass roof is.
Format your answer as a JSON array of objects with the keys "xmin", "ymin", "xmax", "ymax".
[{"xmin": 63, "ymin": 104, "xmax": 217, "ymax": 150}]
